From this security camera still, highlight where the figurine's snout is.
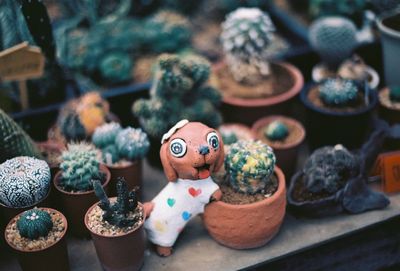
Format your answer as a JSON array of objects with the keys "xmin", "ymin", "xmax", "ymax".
[{"xmin": 199, "ymin": 145, "xmax": 210, "ymax": 155}]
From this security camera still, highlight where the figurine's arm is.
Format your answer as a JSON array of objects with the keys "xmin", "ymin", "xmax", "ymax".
[{"xmin": 210, "ymin": 189, "xmax": 222, "ymax": 202}]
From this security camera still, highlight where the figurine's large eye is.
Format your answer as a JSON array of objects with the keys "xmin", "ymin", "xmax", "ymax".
[
  {"xmin": 207, "ymin": 132, "xmax": 219, "ymax": 150},
  {"xmin": 170, "ymin": 138, "xmax": 187, "ymax": 158}
]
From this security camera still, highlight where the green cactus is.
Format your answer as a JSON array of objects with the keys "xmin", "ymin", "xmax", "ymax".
[
  {"xmin": 98, "ymin": 51, "xmax": 133, "ymax": 84},
  {"xmin": 225, "ymin": 140, "xmax": 276, "ymax": 194},
  {"xmin": 309, "ymin": 0, "xmax": 366, "ymax": 21},
  {"xmin": 16, "ymin": 208, "xmax": 53, "ymax": 240},
  {"xmin": 389, "ymin": 86, "xmax": 400, "ymax": 103},
  {"xmin": 59, "ymin": 143, "xmax": 101, "ymax": 192},
  {"xmin": 264, "ymin": 121, "xmax": 289, "ymax": 141},
  {"xmin": 221, "ymin": 131, "xmax": 239, "ymax": 145},
  {"xmin": 93, "ymin": 177, "xmax": 140, "ymax": 228},
  {"xmin": 133, "ymin": 53, "xmax": 222, "ymax": 139},
  {"xmin": 319, "ymin": 78, "xmax": 359, "ymax": 107},
  {"xmin": 92, "ymin": 122, "xmax": 122, "ymax": 148},
  {"xmin": 309, "ymin": 17, "xmax": 358, "ymax": 68},
  {"xmin": 101, "ymin": 144, "xmax": 120, "ymax": 165},
  {"xmin": 0, "ymin": 109, "xmax": 42, "ymax": 163},
  {"xmin": 116, "ymin": 127, "xmax": 150, "ymax": 161}
]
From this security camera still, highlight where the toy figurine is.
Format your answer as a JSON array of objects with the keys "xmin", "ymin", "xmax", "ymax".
[{"xmin": 144, "ymin": 120, "xmax": 224, "ymax": 256}]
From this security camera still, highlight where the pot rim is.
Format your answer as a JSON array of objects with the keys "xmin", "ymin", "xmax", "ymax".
[
  {"xmin": 210, "ymin": 166, "xmax": 286, "ymax": 209},
  {"xmin": 251, "ymin": 115, "xmax": 306, "ymax": 150},
  {"xmin": 377, "ymin": 10, "xmax": 400, "ymax": 39},
  {"xmin": 300, "ymin": 82, "xmax": 378, "ymax": 117},
  {"xmin": 218, "ymin": 123, "xmax": 256, "ymax": 139},
  {"xmin": 53, "ymin": 164, "xmax": 111, "ymax": 196},
  {"xmin": 378, "ymin": 87, "xmax": 400, "ymax": 111},
  {"xmin": 0, "ymin": 186, "xmax": 51, "ymax": 210},
  {"xmin": 4, "ymin": 207, "xmax": 68, "ymax": 253},
  {"xmin": 84, "ymin": 201, "xmax": 145, "ymax": 239},
  {"xmin": 215, "ymin": 61, "xmax": 304, "ymax": 107},
  {"xmin": 106, "ymin": 159, "xmax": 139, "ymax": 170}
]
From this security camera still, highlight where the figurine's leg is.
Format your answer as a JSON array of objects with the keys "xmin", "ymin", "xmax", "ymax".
[
  {"xmin": 143, "ymin": 202, "xmax": 154, "ymax": 218},
  {"xmin": 156, "ymin": 245, "xmax": 173, "ymax": 257}
]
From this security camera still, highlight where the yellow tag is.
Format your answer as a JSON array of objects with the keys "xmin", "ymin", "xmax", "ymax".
[{"xmin": 0, "ymin": 42, "xmax": 45, "ymax": 81}]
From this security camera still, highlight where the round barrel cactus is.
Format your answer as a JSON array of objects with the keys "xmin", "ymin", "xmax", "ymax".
[
  {"xmin": 98, "ymin": 51, "xmax": 133, "ymax": 84},
  {"xmin": 17, "ymin": 208, "xmax": 53, "ymax": 240},
  {"xmin": 389, "ymin": 86, "xmax": 400, "ymax": 102},
  {"xmin": 319, "ymin": 78, "xmax": 359, "ymax": 107},
  {"xmin": 264, "ymin": 121, "xmax": 289, "ymax": 141},
  {"xmin": 0, "ymin": 157, "xmax": 50, "ymax": 208},
  {"xmin": 116, "ymin": 127, "xmax": 150, "ymax": 161},
  {"xmin": 225, "ymin": 140, "xmax": 276, "ymax": 194},
  {"xmin": 92, "ymin": 122, "xmax": 122, "ymax": 148}
]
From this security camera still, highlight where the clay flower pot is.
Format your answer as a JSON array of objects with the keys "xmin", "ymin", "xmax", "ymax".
[
  {"xmin": 5, "ymin": 208, "xmax": 69, "ymax": 271},
  {"xmin": 252, "ymin": 116, "xmax": 305, "ymax": 179},
  {"xmin": 203, "ymin": 166, "xmax": 286, "ymax": 249},
  {"xmin": 53, "ymin": 164, "xmax": 111, "ymax": 237},
  {"xmin": 106, "ymin": 160, "xmax": 143, "ymax": 199},
  {"xmin": 214, "ymin": 61, "xmax": 304, "ymax": 126},
  {"xmin": 85, "ymin": 201, "xmax": 145, "ymax": 271},
  {"xmin": 378, "ymin": 87, "xmax": 400, "ymax": 125}
]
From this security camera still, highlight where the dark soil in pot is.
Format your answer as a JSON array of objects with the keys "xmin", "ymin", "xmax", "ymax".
[
  {"xmin": 107, "ymin": 160, "xmax": 143, "ymax": 199},
  {"xmin": 382, "ymin": 13, "xmax": 400, "ymax": 31}
]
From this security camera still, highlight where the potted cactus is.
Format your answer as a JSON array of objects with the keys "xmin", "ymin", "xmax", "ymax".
[
  {"xmin": 379, "ymin": 86, "xmax": 400, "ymax": 125},
  {"xmin": 4, "ymin": 207, "xmax": 69, "ymax": 271},
  {"xmin": 92, "ymin": 123, "xmax": 150, "ymax": 197},
  {"xmin": 214, "ymin": 7, "xmax": 303, "ymax": 125},
  {"xmin": 309, "ymin": 16, "xmax": 379, "ymax": 89},
  {"xmin": 300, "ymin": 77, "xmax": 377, "ymax": 149},
  {"xmin": 218, "ymin": 123, "xmax": 255, "ymax": 154},
  {"xmin": 53, "ymin": 142, "xmax": 111, "ymax": 236},
  {"xmin": 252, "ymin": 116, "xmax": 306, "ymax": 179},
  {"xmin": 0, "ymin": 157, "xmax": 51, "ymax": 221},
  {"xmin": 203, "ymin": 140, "xmax": 286, "ymax": 249},
  {"xmin": 85, "ymin": 178, "xmax": 145, "ymax": 271}
]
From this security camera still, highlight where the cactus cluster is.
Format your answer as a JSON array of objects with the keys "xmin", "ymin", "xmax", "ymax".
[
  {"xmin": 309, "ymin": 17, "xmax": 358, "ymax": 68},
  {"xmin": 0, "ymin": 157, "xmax": 50, "ymax": 208},
  {"xmin": 303, "ymin": 145, "xmax": 359, "ymax": 194},
  {"xmin": 93, "ymin": 177, "xmax": 140, "ymax": 228},
  {"xmin": 0, "ymin": 109, "xmax": 42, "ymax": 163},
  {"xmin": 309, "ymin": 0, "xmax": 366, "ymax": 21},
  {"xmin": 225, "ymin": 140, "xmax": 276, "ymax": 194},
  {"xmin": 59, "ymin": 143, "xmax": 101, "ymax": 192},
  {"xmin": 319, "ymin": 78, "xmax": 359, "ymax": 107},
  {"xmin": 264, "ymin": 121, "xmax": 289, "ymax": 141},
  {"xmin": 389, "ymin": 86, "xmax": 400, "ymax": 103},
  {"xmin": 93, "ymin": 123, "xmax": 150, "ymax": 164},
  {"xmin": 17, "ymin": 209, "xmax": 53, "ymax": 240},
  {"xmin": 133, "ymin": 53, "xmax": 222, "ymax": 139},
  {"xmin": 221, "ymin": 8, "xmax": 285, "ymax": 84}
]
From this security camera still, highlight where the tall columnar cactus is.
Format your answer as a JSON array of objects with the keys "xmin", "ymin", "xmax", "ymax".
[
  {"xmin": 319, "ymin": 78, "xmax": 359, "ymax": 107},
  {"xmin": 221, "ymin": 8, "xmax": 281, "ymax": 84},
  {"xmin": 59, "ymin": 143, "xmax": 101, "ymax": 192},
  {"xmin": 389, "ymin": 86, "xmax": 400, "ymax": 103},
  {"xmin": 309, "ymin": 0, "xmax": 366, "ymax": 21},
  {"xmin": 264, "ymin": 121, "xmax": 289, "ymax": 141},
  {"xmin": 309, "ymin": 17, "xmax": 358, "ymax": 68},
  {"xmin": 93, "ymin": 177, "xmax": 140, "ymax": 228},
  {"xmin": 225, "ymin": 140, "xmax": 276, "ymax": 194},
  {"xmin": 132, "ymin": 53, "xmax": 222, "ymax": 139},
  {"xmin": 16, "ymin": 209, "xmax": 53, "ymax": 240},
  {"xmin": 0, "ymin": 109, "xmax": 42, "ymax": 163},
  {"xmin": 116, "ymin": 128, "xmax": 150, "ymax": 161}
]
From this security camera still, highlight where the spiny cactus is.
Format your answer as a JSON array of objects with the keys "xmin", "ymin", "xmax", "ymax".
[
  {"xmin": 0, "ymin": 109, "xmax": 42, "ymax": 163},
  {"xmin": 309, "ymin": 17, "xmax": 358, "ymax": 68},
  {"xmin": 93, "ymin": 177, "xmax": 140, "ymax": 228},
  {"xmin": 0, "ymin": 157, "xmax": 50, "ymax": 208},
  {"xmin": 389, "ymin": 86, "xmax": 400, "ymax": 103},
  {"xmin": 225, "ymin": 140, "xmax": 276, "ymax": 194},
  {"xmin": 221, "ymin": 8, "xmax": 284, "ymax": 84},
  {"xmin": 98, "ymin": 51, "xmax": 133, "ymax": 84},
  {"xmin": 303, "ymin": 144, "xmax": 359, "ymax": 194},
  {"xmin": 133, "ymin": 53, "xmax": 222, "ymax": 139},
  {"xmin": 16, "ymin": 208, "xmax": 53, "ymax": 240},
  {"xmin": 264, "ymin": 121, "xmax": 289, "ymax": 141},
  {"xmin": 319, "ymin": 78, "xmax": 359, "ymax": 107},
  {"xmin": 92, "ymin": 122, "xmax": 122, "ymax": 148},
  {"xmin": 221, "ymin": 131, "xmax": 239, "ymax": 145},
  {"xmin": 116, "ymin": 128, "xmax": 150, "ymax": 161},
  {"xmin": 59, "ymin": 143, "xmax": 101, "ymax": 192},
  {"xmin": 309, "ymin": 0, "xmax": 366, "ymax": 21}
]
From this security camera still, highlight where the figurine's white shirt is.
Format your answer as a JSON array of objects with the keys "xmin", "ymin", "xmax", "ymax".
[{"xmin": 144, "ymin": 177, "xmax": 219, "ymax": 247}]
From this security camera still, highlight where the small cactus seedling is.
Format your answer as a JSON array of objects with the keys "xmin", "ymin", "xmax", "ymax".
[
  {"xmin": 92, "ymin": 122, "xmax": 122, "ymax": 148},
  {"xmin": 116, "ymin": 127, "xmax": 150, "ymax": 161},
  {"xmin": 221, "ymin": 131, "xmax": 239, "ymax": 145},
  {"xmin": 319, "ymin": 78, "xmax": 359, "ymax": 107},
  {"xmin": 264, "ymin": 121, "xmax": 289, "ymax": 141},
  {"xmin": 225, "ymin": 140, "xmax": 276, "ymax": 194},
  {"xmin": 389, "ymin": 86, "xmax": 400, "ymax": 103},
  {"xmin": 93, "ymin": 177, "xmax": 139, "ymax": 228},
  {"xmin": 17, "ymin": 209, "xmax": 53, "ymax": 240}
]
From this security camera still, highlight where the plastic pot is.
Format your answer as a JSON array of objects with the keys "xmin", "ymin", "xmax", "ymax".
[
  {"xmin": 106, "ymin": 160, "xmax": 143, "ymax": 199},
  {"xmin": 203, "ymin": 167, "xmax": 286, "ymax": 249},
  {"xmin": 5, "ymin": 208, "xmax": 69, "ymax": 271},
  {"xmin": 53, "ymin": 164, "xmax": 110, "ymax": 237},
  {"xmin": 85, "ymin": 202, "xmax": 145, "ymax": 271}
]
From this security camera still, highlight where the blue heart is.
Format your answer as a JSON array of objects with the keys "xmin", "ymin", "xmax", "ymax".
[
  {"xmin": 182, "ymin": 211, "xmax": 192, "ymax": 221},
  {"xmin": 167, "ymin": 198, "xmax": 176, "ymax": 207}
]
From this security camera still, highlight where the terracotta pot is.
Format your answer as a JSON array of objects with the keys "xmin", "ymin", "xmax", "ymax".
[
  {"xmin": 36, "ymin": 140, "xmax": 65, "ymax": 178},
  {"xmin": 252, "ymin": 115, "xmax": 305, "ymax": 179},
  {"xmin": 203, "ymin": 166, "xmax": 286, "ymax": 249},
  {"xmin": 53, "ymin": 164, "xmax": 110, "ymax": 237},
  {"xmin": 378, "ymin": 87, "xmax": 400, "ymax": 125},
  {"xmin": 107, "ymin": 160, "xmax": 143, "ymax": 199},
  {"xmin": 215, "ymin": 61, "xmax": 304, "ymax": 126},
  {"xmin": 85, "ymin": 201, "xmax": 145, "ymax": 271},
  {"xmin": 5, "ymin": 208, "xmax": 69, "ymax": 271}
]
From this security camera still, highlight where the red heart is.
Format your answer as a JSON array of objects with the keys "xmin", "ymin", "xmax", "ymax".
[{"xmin": 188, "ymin": 187, "xmax": 202, "ymax": 197}]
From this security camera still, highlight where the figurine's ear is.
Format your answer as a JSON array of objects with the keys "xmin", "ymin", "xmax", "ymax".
[
  {"xmin": 160, "ymin": 142, "xmax": 178, "ymax": 182},
  {"xmin": 213, "ymin": 131, "xmax": 225, "ymax": 172}
]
